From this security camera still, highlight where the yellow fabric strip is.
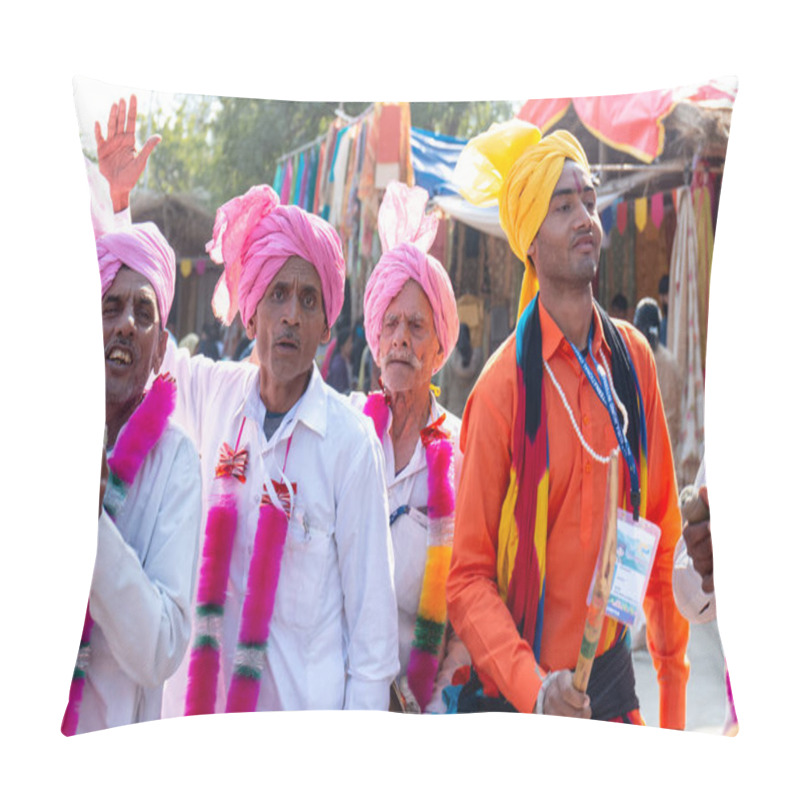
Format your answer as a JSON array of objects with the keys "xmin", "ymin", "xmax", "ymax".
[
  {"xmin": 496, "ymin": 466, "xmax": 520, "ymax": 604},
  {"xmin": 417, "ymin": 545, "xmax": 452, "ymax": 623}
]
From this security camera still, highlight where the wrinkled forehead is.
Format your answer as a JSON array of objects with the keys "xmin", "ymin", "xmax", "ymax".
[
  {"xmin": 383, "ymin": 279, "xmax": 435, "ymax": 321},
  {"xmin": 268, "ymin": 255, "xmax": 324, "ymax": 292},
  {"xmin": 105, "ymin": 265, "xmax": 159, "ymax": 305}
]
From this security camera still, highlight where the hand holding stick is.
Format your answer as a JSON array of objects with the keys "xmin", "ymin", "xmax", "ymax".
[{"xmin": 573, "ymin": 449, "xmax": 619, "ymax": 693}]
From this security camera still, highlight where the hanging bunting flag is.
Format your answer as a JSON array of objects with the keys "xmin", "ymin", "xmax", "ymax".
[
  {"xmin": 601, "ymin": 203, "xmax": 615, "ymax": 235},
  {"xmin": 616, "ymin": 199, "xmax": 628, "ymax": 234},
  {"xmin": 634, "ymin": 196, "xmax": 648, "ymax": 232},
  {"xmin": 651, "ymin": 192, "xmax": 664, "ymax": 229},
  {"xmin": 195, "ymin": 258, "xmax": 206, "ymax": 276},
  {"xmin": 180, "ymin": 259, "xmax": 192, "ymax": 278}
]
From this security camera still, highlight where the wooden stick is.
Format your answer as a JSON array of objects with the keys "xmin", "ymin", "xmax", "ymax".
[{"xmin": 573, "ymin": 450, "xmax": 619, "ymax": 693}]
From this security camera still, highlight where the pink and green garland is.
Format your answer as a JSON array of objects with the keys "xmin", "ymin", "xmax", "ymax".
[
  {"xmin": 62, "ymin": 373, "xmax": 177, "ymax": 736},
  {"xmin": 363, "ymin": 391, "xmax": 455, "ymax": 712},
  {"xmin": 184, "ymin": 423, "xmax": 291, "ymax": 716}
]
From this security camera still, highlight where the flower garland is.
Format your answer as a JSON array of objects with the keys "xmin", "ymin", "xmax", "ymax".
[
  {"xmin": 62, "ymin": 373, "xmax": 177, "ymax": 736},
  {"xmin": 225, "ymin": 481, "xmax": 290, "ymax": 713},
  {"xmin": 184, "ymin": 424, "xmax": 247, "ymax": 716},
  {"xmin": 184, "ymin": 422, "xmax": 292, "ymax": 716},
  {"xmin": 363, "ymin": 392, "xmax": 455, "ymax": 712}
]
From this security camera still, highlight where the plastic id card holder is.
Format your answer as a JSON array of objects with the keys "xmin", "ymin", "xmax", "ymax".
[{"xmin": 588, "ymin": 510, "xmax": 661, "ymax": 627}]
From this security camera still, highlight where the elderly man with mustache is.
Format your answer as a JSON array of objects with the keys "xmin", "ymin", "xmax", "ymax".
[
  {"xmin": 351, "ymin": 181, "xmax": 470, "ymax": 713},
  {"xmin": 156, "ymin": 182, "xmax": 399, "ymax": 717}
]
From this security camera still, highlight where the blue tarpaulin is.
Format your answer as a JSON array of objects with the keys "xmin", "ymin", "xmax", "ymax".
[
  {"xmin": 410, "ymin": 127, "xmax": 467, "ymax": 198},
  {"xmin": 410, "ymin": 125, "xmax": 625, "ymax": 240}
]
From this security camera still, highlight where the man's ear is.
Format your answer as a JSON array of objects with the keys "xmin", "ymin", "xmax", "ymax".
[
  {"xmin": 153, "ymin": 329, "xmax": 168, "ymax": 375},
  {"xmin": 527, "ymin": 239, "xmax": 537, "ymax": 270},
  {"xmin": 246, "ymin": 314, "xmax": 257, "ymax": 340},
  {"xmin": 432, "ymin": 341, "xmax": 445, "ymax": 374},
  {"xmin": 320, "ymin": 324, "xmax": 331, "ymax": 345}
]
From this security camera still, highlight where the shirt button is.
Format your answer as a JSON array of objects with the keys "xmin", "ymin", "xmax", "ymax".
[
  {"xmin": 584, "ymin": 462, "xmax": 592, "ymax": 474},
  {"xmin": 583, "ymin": 414, "xmax": 590, "ymax": 426}
]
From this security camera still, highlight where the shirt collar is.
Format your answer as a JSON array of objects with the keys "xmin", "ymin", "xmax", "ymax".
[
  {"xmin": 385, "ymin": 390, "xmax": 448, "ymax": 482},
  {"xmin": 539, "ymin": 300, "xmax": 608, "ymax": 363},
  {"xmin": 241, "ymin": 363, "xmax": 328, "ymax": 440}
]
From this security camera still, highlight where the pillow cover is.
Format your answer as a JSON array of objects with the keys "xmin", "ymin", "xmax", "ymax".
[{"xmin": 64, "ymin": 75, "xmax": 737, "ymax": 739}]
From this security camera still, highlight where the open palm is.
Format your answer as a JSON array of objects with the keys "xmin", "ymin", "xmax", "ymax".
[{"xmin": 95, "ymin": 95, "xmax": 160, "ymax": 212}]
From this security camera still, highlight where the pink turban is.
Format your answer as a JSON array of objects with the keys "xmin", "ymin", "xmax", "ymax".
[
  {"xmin": 364, "ymin": 181, "xmax": 459, "ymax": 375},
  {"xmin": 97, "ymin": 222, "xmax": 176, "ymax": 327},
  {"xmin": 207, "ymin": 185, "xmax": 346, "ymax": 328}
]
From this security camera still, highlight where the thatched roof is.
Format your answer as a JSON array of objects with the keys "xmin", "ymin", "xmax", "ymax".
[
  {"xmin": 663, "ymin": 100, "xmax": 732, "ymax": 161},
  {"xmin": 130, "ymin": 192, "xmax": 214, "ymax": 258}
]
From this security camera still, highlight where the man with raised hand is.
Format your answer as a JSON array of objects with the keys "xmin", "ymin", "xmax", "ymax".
[
  {"xmin": 91, "ymin": 98, "xmax": 398, "ymax": 716},
  {"xmin": 160, "ymin": 184, "xmax": 399, "ymax": 715}
]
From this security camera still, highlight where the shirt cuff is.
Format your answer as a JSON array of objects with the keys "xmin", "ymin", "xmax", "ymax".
[
  {"xmin": 534, "ymin": 671, "xmax": 559, "ymax": 714},
  {"xmin": 344, "ymin": 676, "xmax": 393, "ymax": 711}
]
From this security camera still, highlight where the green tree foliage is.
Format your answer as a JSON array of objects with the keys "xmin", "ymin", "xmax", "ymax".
[
  {"xmin": 205, "ymin": 99, "xmax": 369, "ymax": 209},
  {"xmin": 144, "ymin": 94, "xmax": 219, "ymax": 201},
  {"xmin": 409, "ymin": 101, "xmax": 515, "ymax": 138},
  {"xmin": 138, "ymin": 98, "xmax": 516, "ymax": 209}
]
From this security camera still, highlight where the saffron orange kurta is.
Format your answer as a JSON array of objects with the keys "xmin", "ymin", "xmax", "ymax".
[{"xmin": 446, "ymin": 301, "xmax": 689, "ymax": 727}]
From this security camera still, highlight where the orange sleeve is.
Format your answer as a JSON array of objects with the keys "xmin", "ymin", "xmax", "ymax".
[
  {"xmin": 627, "ymin": 329, "xmax": 690, "ymax": 729},
  {"xmin": 446, "ymin": 337, "xmax": 543, "ymax": 713}
]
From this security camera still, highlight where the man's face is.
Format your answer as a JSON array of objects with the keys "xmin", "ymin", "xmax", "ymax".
[
  {"xmin": 527, "ymin": 160, "xmax": 602, "ymax": 290},
  {"xmin": 246, "ymin": 256, "xmax": 331, "ymax": 397},
  {"xmin": 377, "ymin": 279, "xmax": 443, "ymax": 395},
  {"xmin": 102, "ymin": 266, "xmax": 167, "ymax": 410}
]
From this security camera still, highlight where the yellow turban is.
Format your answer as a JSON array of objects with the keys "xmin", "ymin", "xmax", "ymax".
[{"xmin": 455, "ymin": 120, "xmax": 591, "ymax": 318}]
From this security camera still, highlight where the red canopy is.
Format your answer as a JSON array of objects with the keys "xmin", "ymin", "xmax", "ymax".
[{"xmin": 517, "ymin": 78, "xmax": 737, "ymax": 164}]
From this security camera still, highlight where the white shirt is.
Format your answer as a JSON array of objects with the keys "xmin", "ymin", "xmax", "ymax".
[
  {"xmin": 78, "ymin": 420, "xmax": 202, "ymax": 734},
  {"xmin": 161, "ymin": 343, "xmax": 399, "ymax": 713},
  {"xmin": 351, "ymin": 392, "xmax": 471, "ymax": 713}
]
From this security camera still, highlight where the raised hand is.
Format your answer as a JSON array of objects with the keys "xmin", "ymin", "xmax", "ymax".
[{"xmin": 95, "ymin": 95, "xmax": 161, "ymax": 213}]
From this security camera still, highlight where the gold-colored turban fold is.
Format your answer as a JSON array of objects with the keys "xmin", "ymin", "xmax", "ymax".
[{"xmin": 455, "ymin": 119, "xmax": 590, "ymax": 318}]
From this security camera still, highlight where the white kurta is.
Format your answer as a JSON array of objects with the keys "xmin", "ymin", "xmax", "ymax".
[
  {"xmin": 161, "ymin": 343, "xmax": 399, "ymax": 714},
  {"xmin": 351, "ymin": 392, "xmax": 471, "ymax": 713},
  {"xmin": 78, "ymin": 420, "xmax": 202, "ymax": 734}
]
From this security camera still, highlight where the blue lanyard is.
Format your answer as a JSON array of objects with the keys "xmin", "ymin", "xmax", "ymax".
[
  {"xmin": 568, "ymin": 323, "xmax": 641, "ymax": 519},
  {"xmin": 390, "ymin": 505, "xmax": 410, "ymax": 526}
]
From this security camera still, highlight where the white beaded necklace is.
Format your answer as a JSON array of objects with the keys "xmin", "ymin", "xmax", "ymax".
[{"xmin": 544, "ymin": 348, "xmax": 628, "ymax": 465}]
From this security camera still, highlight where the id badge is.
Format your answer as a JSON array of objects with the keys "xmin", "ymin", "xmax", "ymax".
[
  {"xmin": 608, "ymin": 510, "xmax": 661, "ymax": 626},
  {"xmin": 587, "ymin": 510, "xmax": 661, "ymax": 627}
]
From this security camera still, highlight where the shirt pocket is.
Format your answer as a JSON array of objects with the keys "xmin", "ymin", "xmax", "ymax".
[
  {"xmin": 274, "ymin": 506, "xmax": 334, "ymax": 632},
  {"xmin": 392, "ymin": 509, "xmax": 429, "ymax": 618}
]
